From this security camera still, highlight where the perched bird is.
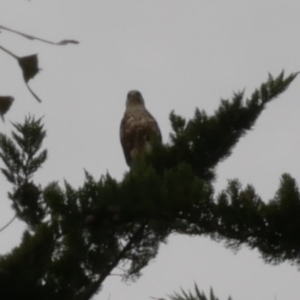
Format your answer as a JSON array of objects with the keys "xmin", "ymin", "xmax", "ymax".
[
  {"xmin": 120, "ymin": 90, "xmax": 162, "ymax": 166},
  {"xmin": 0, "ymin": 96, "xmax": 14, "ymax": 122}
]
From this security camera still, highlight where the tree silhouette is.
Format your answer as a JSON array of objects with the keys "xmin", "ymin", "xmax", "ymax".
[{"xmin": 0, "ymin": 71, "xmax": 298, "ymax": 300}]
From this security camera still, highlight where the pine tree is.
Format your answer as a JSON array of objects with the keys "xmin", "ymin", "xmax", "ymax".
[{"xmin": 0, "ymin": 72, "xmax": 298, "ymax": 300}]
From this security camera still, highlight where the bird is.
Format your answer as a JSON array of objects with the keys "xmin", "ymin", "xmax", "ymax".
[
  {"xmin": 0, "ymin": 96, "xmax": 14, "ymax": 122},
  {"xmin": 120, "ymin": 90, "xmax": 162, "ymax": 166}
]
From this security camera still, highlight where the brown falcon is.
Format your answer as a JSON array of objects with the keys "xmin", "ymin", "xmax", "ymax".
[{"xmin": 120, "ymin": 90, "xmax": 162, "ymax": 166}]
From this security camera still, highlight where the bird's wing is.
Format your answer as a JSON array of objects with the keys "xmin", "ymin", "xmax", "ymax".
[
  {"xmin": 120, "ymin": 110, "xmax": 162, "ymax": 166},
  {"xmin": 120, "ymin": 113, "xmax": 135, "ymax": 166}
]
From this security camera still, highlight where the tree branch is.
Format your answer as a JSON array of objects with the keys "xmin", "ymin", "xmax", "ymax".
[
  {"xmin": 0, "ymin": 24, "xmax": 79, "ymax": 45},
  {"xmin": 76, "ymin": 221, "xmax": 148, "ymax": 300},
  {"xmin": 0, "ymin": 44, "xmax": 18, "ymax": 59},
  {"xmin": 0, "ymin": 214, "xmax": 17, "ymax": 233}
]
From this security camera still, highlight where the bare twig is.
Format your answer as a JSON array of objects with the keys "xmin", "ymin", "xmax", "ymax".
[
  {"xmin": 0, "ymin": 24, "xmax": 79, "ymax": 46},
  {"xmin": 25, "ymin": 82, "xmax": 42, "ymax": 103},
  {"xmin": 0, "ymin": 44, "xmax": 18, "ymax": 59},
  {"xmin": 0, "ymin": 214, "xmax": 17, "ymax": 233}
]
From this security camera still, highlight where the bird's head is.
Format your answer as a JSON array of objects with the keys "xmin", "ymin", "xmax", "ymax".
[{"xmin": 126, "ymin": 90, "xmax": 145, "ymax": 110}]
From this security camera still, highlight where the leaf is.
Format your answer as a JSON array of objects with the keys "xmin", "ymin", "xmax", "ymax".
[
  {"xmin": 57, "ymin": 39, "xmax": 79, "ymax": 45},
  {"xmin": 17, "ymin": 54, "xmax": 39, "ymax": 82},
  {"xmin": 0, "ymin": 96, "xmax": 14, "ymax": 122},
  {"xmin": 17, "ymin": 55, "xmax": 42, "ymax": 102}
]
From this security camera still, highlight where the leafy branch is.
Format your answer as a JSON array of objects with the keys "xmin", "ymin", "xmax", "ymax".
[{"xmin": 0, "ymin": 24, "xmax": 79, "ymax": 106}]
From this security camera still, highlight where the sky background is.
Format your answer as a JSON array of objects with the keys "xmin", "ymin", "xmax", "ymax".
[{"xmin": 0, "ymin": 1, "xmax": 300, "ymax": 299}]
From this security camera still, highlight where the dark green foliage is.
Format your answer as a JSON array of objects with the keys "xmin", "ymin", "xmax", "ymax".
[
  {"xmin": 0, "ymin": 115, "xmax": 47, "ymax": 227},
  {"xmin": 0, "ymin": 225, "xmax": 55, "ymax": 299},
  {"xmin": 212, "ymin": 175, "xmax": 300, "ymax": 264},
  {"xmin": 168, "ymin": 284, "xmax": 232, "ymax": 300},
  {"xmin": 0, "ymin": 71, "xmax": 299, "ymax": 300},
  {"xmin": 147, "ymin": 71, "xmax": 298, "ymax": 181}
]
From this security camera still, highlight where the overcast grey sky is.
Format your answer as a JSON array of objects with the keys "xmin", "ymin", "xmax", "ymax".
[{"xmin": 1, "ymin": 1, "xmax": 300, "ymax": 300}]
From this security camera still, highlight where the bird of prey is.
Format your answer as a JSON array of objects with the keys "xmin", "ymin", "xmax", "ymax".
[{"xmin": 120, "ymin": 90, "xmax": 162, "ymax": 166}]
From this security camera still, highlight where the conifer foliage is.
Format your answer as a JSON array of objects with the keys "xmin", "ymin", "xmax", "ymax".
[
  {"xmin": 168, "ymin": 284, "xmax": 232, "ymax": 300},
  {"xmin": 0, "ymin": 72, "xmax": 298, "ymax": 300}
]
